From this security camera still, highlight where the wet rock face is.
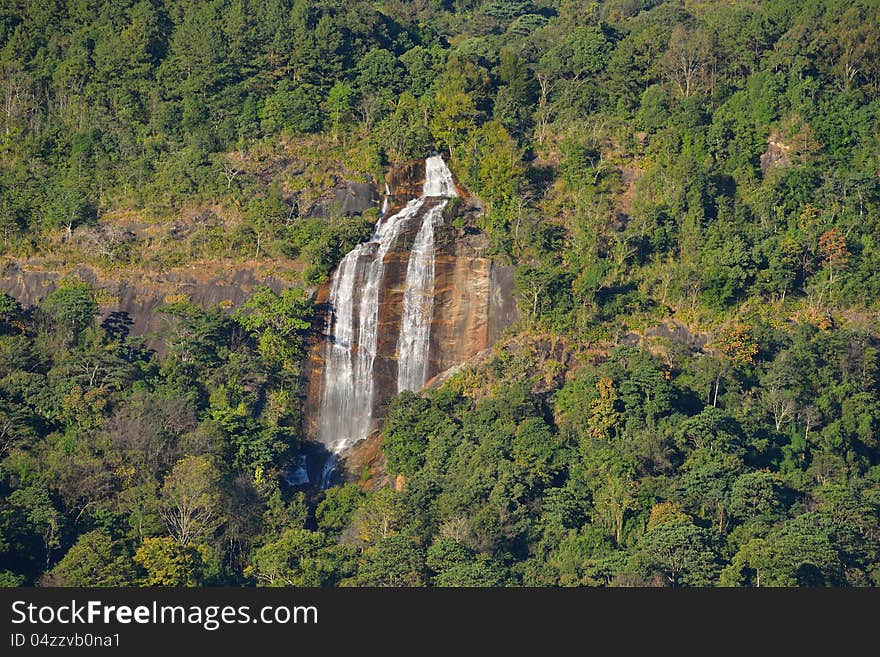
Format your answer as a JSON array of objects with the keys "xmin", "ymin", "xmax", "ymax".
[{"xmin": 364, "ymin": 215, "xmax": 516, "ymax": 424}]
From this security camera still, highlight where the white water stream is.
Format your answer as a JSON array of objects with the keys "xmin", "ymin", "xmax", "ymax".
[{"xmin": 317, "ymin": 156, "xmax": 457, "ymax": 457}]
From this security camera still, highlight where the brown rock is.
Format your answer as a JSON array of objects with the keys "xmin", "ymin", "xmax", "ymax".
[
  {"xmin": 760, "ymin": 131, "xmax": 791, "ymax": 172},
  {"xmin": 302, "ymin": 168, "xmax": 518, "ymax": 466}
]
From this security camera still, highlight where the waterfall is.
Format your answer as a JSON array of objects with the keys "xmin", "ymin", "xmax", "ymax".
[
  {"xmin": 317, "ymin": 156, "xmax": 457, "ymax": 457},
  {"xmin": 397, "ymin": 200, "xmax": 446, "ymax": 392},
  {"xmin": 422, "ymin": 154, "xmax": 457, "ymax": 197},
  {"xmin": 381, "ymin": 183, "xmax": 391, "ymax": 216},
  {"xmin": 318, "ymin": 196, "xmax": 425, "ymax": 453},
  {"xmin": 285, "ymin": 454, "xmax": 310, "ymax": 486},
  {"xmin": 318, "ymin": 453, "xmax": 338, "ymax": 489}
]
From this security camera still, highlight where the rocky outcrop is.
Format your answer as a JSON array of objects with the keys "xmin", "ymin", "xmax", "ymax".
[
  {"xmin": 431, "ymin": 228, "xmax": 517, "ymax": 375},
  {"xmin": 308, "ymin": 181, "xmax": 378, "ymax": 218},
  {"xmin": 301, "ymin": 161, "xmax": 517, "ymax": 447},
  {"xmin": 0, "ymin": 260, "xmax": 295, "ymax": 352},
  {"xmin": 760, "ymin": 131, "xmax": 792, "ymax": 172},
  {"xmin": 621, "ymin": 320, "xmax": 710, "ymax": 354},
  {"xmin": 386, "ymin": 160, "xmax": 429, "ymax": 203}
]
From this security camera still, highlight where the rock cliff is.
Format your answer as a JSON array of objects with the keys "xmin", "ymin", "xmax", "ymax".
[
  {"xmin": 0, "ymin": 260, "xmax": 295, "ymax": 352},
  {"xmin": 301, "ymin": 160, "xmax": 517, "ymax": 452}
]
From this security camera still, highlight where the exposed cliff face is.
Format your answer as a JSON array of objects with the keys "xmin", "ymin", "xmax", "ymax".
[
  {"xmin": 0, "ymin": 260, "xmax": 295, "ymax": 352},
  {"xmin": 386, "ymin": 159, "xmax": 430, "ymax": 203},
  {"xmin": 302, "ymin": 160, "xmax": 517, "ymax": 454},
  {"xmin": 431, "ymin": 228, "xmax": 517, "ymax": 376},
  {"xmin": 760, "ymin": 131, "xmax": 792, "ymax": 171},
  {"xmin": 349, "ymin": 216, "xmax": 516, "ymax": 425},
  {"xmin": 307, "ymin": 181, "xmax": 378, "ymax": 218}
]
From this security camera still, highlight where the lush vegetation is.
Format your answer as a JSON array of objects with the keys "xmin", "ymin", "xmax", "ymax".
[{"xmin": 2, "ymin": 0, "xmax": 879, "ymax": 586}]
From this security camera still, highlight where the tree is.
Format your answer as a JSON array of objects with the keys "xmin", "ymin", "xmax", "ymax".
[
  {"xmin": 43, "ymin": 530, "xmax": 135, "ymax": 586},
  {"xmin": 41, "ymin": 282, "xmax": 97, "ymax": 342},
  {"xmin": 382, "ymin": 391, "xmax": 457, "ymax": 477},
  {"xmin": 260, "ymin": 82, "xmax": 323, "ymax": 135},
  {"xmin": 233, "ymin": 286, "xmax": 312, "ymax": 374},
  {"xmin": 352, "ymin": 487, "xmax": 404, "ymax": 544},
  {"xmin": 262, "ymin": 488, "xmax": 308, "ymax": 537},
  {"xmin": 591, "ymin": 471, "xmax": 637, "ymax": 546},
  {"xmin": 119, "ymin": 483, "xmax": 164, "ymax": 543},
  {"xmin": 355, "ymin": 48, "xmax": 404, "ymax": 107},
  {"xmin": 713, "ymin": 323, "xmax": 759, "ymax": 367},
  {"xmin": 107, "ymin": 390, "xmax": 196, "ymax": 484},
  {"xmin": 377, "ymin": 92, "xmax": 432, "ymax": 162},
  {"xmin": 481, "ymin": 0, "xmax": 537, "ymax": 23},
  {"xmin": 355, "ymin": 534, "xmax": 426, "ymax": 586},
  {"xmin": 160, "ymin": 456, "xmax": 221, "ymax": 546},
  {"xmin": 247, "ymin": 528, "xmax": 351, "ymax": 586},
  {"xmin": 315, "ymin": 484, "xmax": 366, "ymax": 535},
  {"xmin": 646, "ymin": 502, "xmax": 689, "ymax": 532},
  {"xmin": 133, "ymin": 537, "xmax": 206, "ymax": 587},
  {"xmin": 729, "ymin": 471, "xmax": 782, "ymax": 524},
  {"xmin": 636, "ymin": 520, "xmax": 718, "ymax": 587},
  {"xmin": 820, "ymin": 6, "xmax": 878, "ymax": 92},
  {"xmin": 760, "ymin": 384, "xmax": 797, "ymax": 432},
  {"xmin": 426, "ymin": 536, "xmax": 506, "ymax": 586},
  {"xmin": 218, "ymin": 156, "xmax": 244, "ymax": 191},
  {"xmin": 458, "ymin": 121, "xmax": 524, "ymax": 215},
  {"xmin": 818, "ymin": 228, "xmax": 849, "ymax": 286},
  {"xmin": 324, "ymin": 81, "xmax": 355, "ymax": 139},
  {"xmin": 158, "ymin": 301, "xmax": 229, "ymax": 368},
  {"xmin": 539, "ymin": 26, "xmax": 612, "ymax": 80},
  {"xmin": 432, "ymin": 557, "xmax": 507, "ymax": 586},
  {"xmin": 587, "ymin": 377, "xmax": 620, "ymax": 440},
  {"xmin": 721, "ymin": 514, "xmax": 844, "ymax": 587},
  {"xmin": 0, "ymin": 292, "xmax": 22, "ymax": 326},
  {"xmin": 6, "ymin": 484, "xmax": 62, "ymax": 571},
  {"xmin": 400, "ymin": 44, "xmax": 445, "ymax": 97},
  {"xmin": 44, "ymin": 175, "xmax": 95, "ymax": 238},
  {"xmin": 674, "ymin": 407, "xmax": 745, "ymax": 455},
  {"xmin": 661, "ymin": 26, "xmax": 712, "ymax": 98},
  {"xmin": 430, "ymin": 91, "xmax": 479, "ymax": 157},
  {"xmin": 679, "ymin": 449, "xmax": 743, "ymax": 533},
  {"xmin": 0, "ymin": 398, "xmax": 37, "ymax": 459}
]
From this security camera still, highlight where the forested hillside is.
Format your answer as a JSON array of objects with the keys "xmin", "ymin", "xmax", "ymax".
[{"xmin": 1, "ymin": 0, "xmax": 879, "ymax": 586}]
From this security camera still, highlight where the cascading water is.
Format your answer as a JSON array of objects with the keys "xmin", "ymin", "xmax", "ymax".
[
  {"xmin": 285, "ymin": 454, "xmax": 310, "ymax": 486},
  {"xmin": 397, "ymin": 200, "xmax": 446, "ymax": 392},
  {"xmin": 317, "ymin": 196, "xmax": 425, "ymax": 453},
  {"xmin": 381, "ymin": 183, "xmax": 391, "ymax": 216},
  {"xmin": 422, "ymin": 154, "xmax": 457, "ymax": 197},
  {"xmin": 317, "ymin": 156, "xmax": 457, "ymax": 464}
]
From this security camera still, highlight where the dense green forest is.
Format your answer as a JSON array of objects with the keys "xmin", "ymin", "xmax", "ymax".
[{"xmin": 2, "ymin": 0, "xmax": 880, "ymax": 586}]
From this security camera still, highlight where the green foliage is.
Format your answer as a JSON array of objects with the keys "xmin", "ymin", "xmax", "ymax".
[
  {"xmin": 261, "ymin": 82, "xmax": 324, "ymax": 135},
  {"xmin": 134, "ymin": 537, "xmax": 207, "ymax": 587},
  {"xmin": 41, "ymin": 282, "xmax": 97, "ymax": 342},
  {"xmin": 2, "ymin": 0, "xmax": 880, "ymax": 589},
  {"xmin": 377, "ymin": 92, "xmax": 433, "ymax": 162},
  {"xmin": 316, "ymin": 484, "xmax": 366, "ymax": 534},
  {"xmin": 247, "ymin": 528, "xmax": 352, "ymax": 586},
  {"xmin": 233, "ymin": 286, "xmax": 312, "ymax": 374},
  {"xmin": 355, "ymin": 534, "xmax": 427, "ymax": 587},
  {"xmin": 382, "ymin": 391, "xmax": 457, "ymax": 476},
  {"xmin": 456, "ymin": 121, "xmax": 525, "ymax": 245},
  {"xmin": 44, "ymin": 530, "xmax": 135, "ymax": 586},
  {"xmin": 633, "ymin": 520, "xmax": 719, "ymax": 586},
  {"xmin": 160, "ymin": 455, "xmax": 221, "ymax": 546},
  {"xmin": 0, "ymin": 287, "xmax": 317, "ymax": 586}
]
